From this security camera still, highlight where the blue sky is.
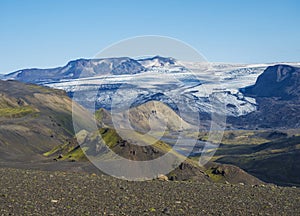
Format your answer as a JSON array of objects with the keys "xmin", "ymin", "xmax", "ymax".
[{"xmin": 1, "ymin": 0, "xmax": 300, "ymax": 73}]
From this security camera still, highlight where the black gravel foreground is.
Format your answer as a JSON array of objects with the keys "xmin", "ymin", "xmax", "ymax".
[{"xmin": 0, "ymin": 168, "xmax": 299, "ymax": 216}]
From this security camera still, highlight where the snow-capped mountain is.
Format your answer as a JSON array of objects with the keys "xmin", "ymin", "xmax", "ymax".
[
  {"xmin": 3, "ymin": 57, "xmax": 299, "ymax": 119},
  {"xmin": 3, "ymin": 57, "xmax": 146, "ymax": 83}
]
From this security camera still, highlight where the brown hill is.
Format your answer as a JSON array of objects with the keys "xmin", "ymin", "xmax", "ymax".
[{"xmin": 96, "ymin": 100, "xmax": 192, "ymax": 133}]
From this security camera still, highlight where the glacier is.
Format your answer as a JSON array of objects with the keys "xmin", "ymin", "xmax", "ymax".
[
  {"xmin": 3, "ymin": 56, "xmax": 300, "ymax": 119},
  {"xmin": 44, "ymin": 61, "xmax": 269, "ymax": 117}
]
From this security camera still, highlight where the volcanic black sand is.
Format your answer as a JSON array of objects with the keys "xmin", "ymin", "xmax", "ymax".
[{"xmin": 0, "ymin": 168, "xmax": 299, "ymax": 216}]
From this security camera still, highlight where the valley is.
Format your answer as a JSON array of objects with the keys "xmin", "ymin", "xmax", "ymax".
[{"xmin": 2, "ymin": 1, "xmax": 300, "ymax": 215}]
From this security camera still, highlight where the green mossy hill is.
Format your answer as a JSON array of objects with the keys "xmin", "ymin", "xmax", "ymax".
[
  {"xmin": 45, "ymin": 127, "xmax": 175, "ymax": 162},
  {"xmin": 95, "ymin": 108, "xmax": 112, "ymax": 126}
]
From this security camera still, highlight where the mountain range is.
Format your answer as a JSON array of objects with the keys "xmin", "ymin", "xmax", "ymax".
[
  {"xmin": 0, "ymin": 79, "xmax": 264, "ymax": 184},
  {"xmin": 3, "ymin": 56, "xmax": 300, "ymax": 129},
  {"xmin": 2, "ymin": 56, "xmax": 181, "ymax": 83},
  {"xmin": 1, "ymin": 56, "xmax": 275, "ymax": 119}
]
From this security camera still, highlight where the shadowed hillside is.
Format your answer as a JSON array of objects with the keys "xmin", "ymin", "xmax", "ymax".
[
  {"xmin": 215, "ymin": 134, "xmax": 300, "ymax": 186},
  {"xmin": 0, "ymin": 80, "xmax": 92, "ymax": 162}
]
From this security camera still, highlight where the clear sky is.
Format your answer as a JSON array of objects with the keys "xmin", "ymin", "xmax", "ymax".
[{"xmin": 1, "ymin": 0, "xmax": 300, "ymax": 74}]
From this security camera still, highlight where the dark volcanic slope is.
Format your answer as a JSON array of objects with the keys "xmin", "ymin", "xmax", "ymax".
[
  {"xmin": 215, "ymin": 135, "xmax": 300, "ymax": 186},
  {"xmin": 0, "ymin": 168, "xmax": 299, "ymax": 216}
]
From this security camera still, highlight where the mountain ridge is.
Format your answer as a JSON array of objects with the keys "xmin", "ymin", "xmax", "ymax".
[{"xmin": 3, "ymin": 56, "xmax": 181, "ymax": 84}]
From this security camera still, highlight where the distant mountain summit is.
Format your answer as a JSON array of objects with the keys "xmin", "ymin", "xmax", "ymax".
[
  {"xmin": 138, "ymin": 56, "xmax": 177, "ymax": 67},
  {"xmin": 243, "ymin": 64, "xmax": 300, "ymax": 99},
  {"xmin": 64, "ymin": 57, "xmax": 145, "ymax": 77}
]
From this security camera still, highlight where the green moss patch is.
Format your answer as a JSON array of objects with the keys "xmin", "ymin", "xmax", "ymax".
[
  {"xmin": 63, "ymin": 146, "xmax": 88, "ymax": 161},
  {"xmin": 0, "ymin": 106, "xmax": 36, "ymax": 118},
  {"xmin": 98, "ymin": 128, "xmax": 121, "ymax": 148},
  {"xmin": 205, "ymin": 167, "xmax": 226, "ymax": 183}
]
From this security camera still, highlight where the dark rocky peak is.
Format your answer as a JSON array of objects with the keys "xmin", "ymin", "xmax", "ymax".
[{"xmin": 243, "ymin": 64, "xmax": 300, "ymax": 99}]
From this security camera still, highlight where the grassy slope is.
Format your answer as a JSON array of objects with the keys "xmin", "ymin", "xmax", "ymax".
[
  {"xmin": 0, "ymin": 106, "xmax": 36, "ymax": 118},
  {"xmin": 45, "ymin": 127, "xmax": 178, "ymax": 162}
]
